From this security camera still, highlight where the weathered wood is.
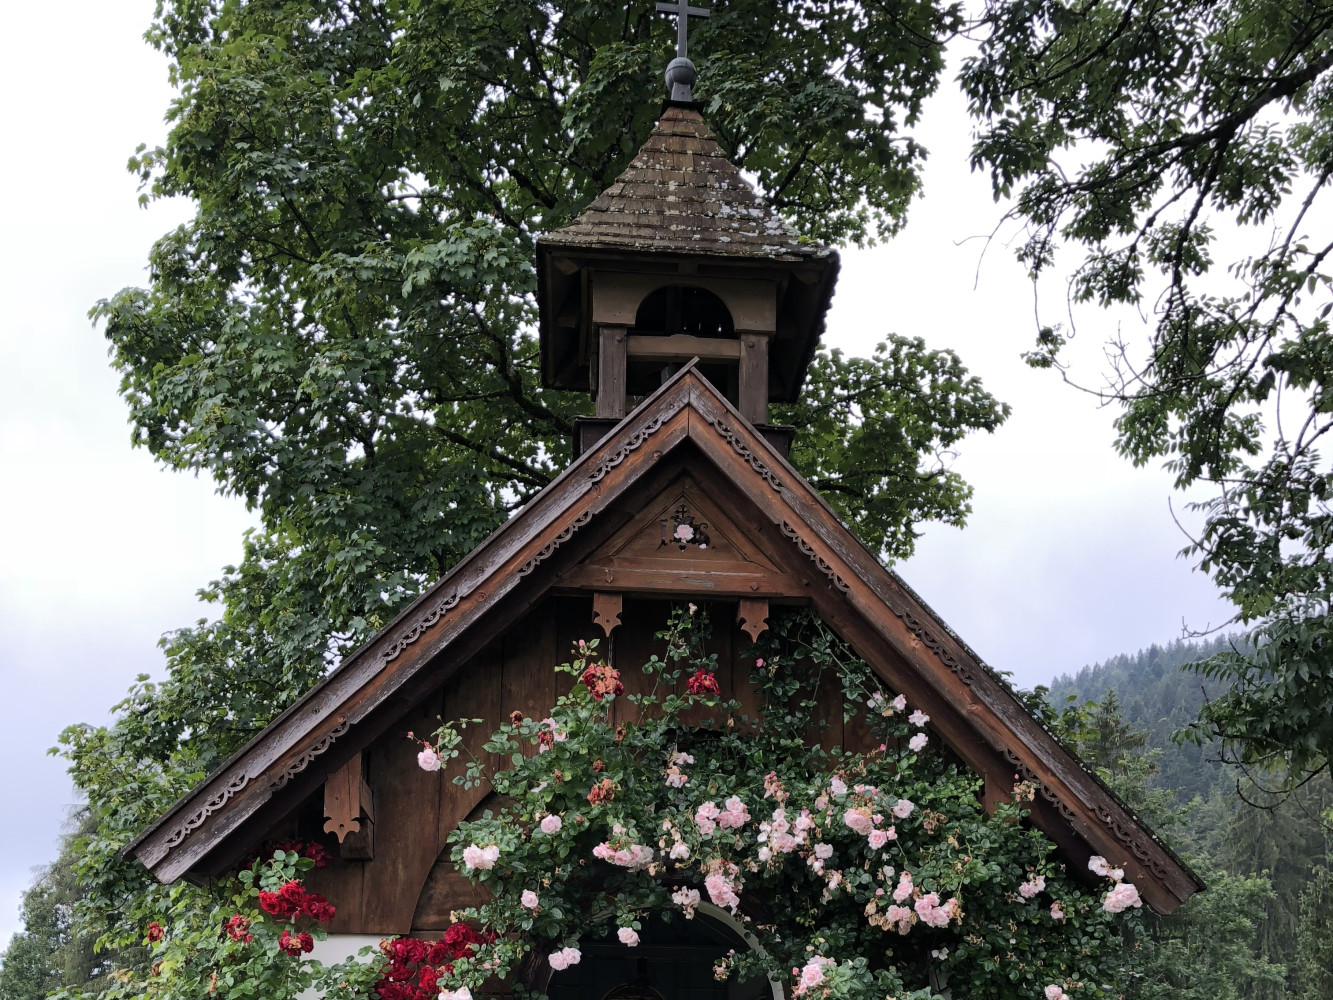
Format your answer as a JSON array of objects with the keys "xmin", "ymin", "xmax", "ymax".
[
  {"xmin": 627, "ymin": 333, "xmax": 740, "ymax": 361},
  {"xmin": 736, "ymin": 598, "xmax": 769, "ymax": 642},
  {"xmin": 595, "ymin": 325, "xmax": 628, "ymax": 418},
  {"xmin": 738, "ymin": 333, "xmax": 770, "ymax": 425},
  {"xmin": 132, "ymin": 364, "xmax": 1199, "ymax": 916},
  {"xmin": 592, "ymin": 592, "xmax": 624, "ymax": 637},
  {"xmin": 323, "ymin": 753, "xmax": 363, "ymax": 843}
]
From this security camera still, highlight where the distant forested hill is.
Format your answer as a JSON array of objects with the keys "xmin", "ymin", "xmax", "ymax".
[
  {"xmin": 1048, "ymin": 634, "xmax": 1237, "ymax": 805},
  {"xmin": 1046, "ymin": 635, "xmax": 1332, "ymax": 1000}
]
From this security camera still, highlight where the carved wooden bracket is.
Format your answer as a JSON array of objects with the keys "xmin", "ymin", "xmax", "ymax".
[
  {"xmin": 592, "ymin": 592, "xmax": 624, "ymax": 637},
  {"xmin": 324, "ymin": 752, "xmax": 375, "ymax": 859},
  {"xmin": 737, "ymin": 598, "xmax": 769, "ymax": 642}
]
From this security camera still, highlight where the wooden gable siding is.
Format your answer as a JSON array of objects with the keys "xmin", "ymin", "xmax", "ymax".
[
  {"xmin": 263, "ymin": 594, "xmax": 886, "ymax": 936},
  {"xmin": 128, "ymin": 366, "xmax": 1200, "ymax": 912}
]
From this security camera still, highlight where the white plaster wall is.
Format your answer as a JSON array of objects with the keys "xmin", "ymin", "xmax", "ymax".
[{"xmin": 298, "ymin": 934, "xmax": 383, "ymax": 1000}]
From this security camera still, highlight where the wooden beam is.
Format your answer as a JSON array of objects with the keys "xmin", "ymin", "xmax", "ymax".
[
  {"xmin": 324, "ymin": 753, "xmax": 374, "ymax": 859},
  {"xmin": 738, "ymin": 333, "xmax": 770, "ymax": 425},
  {"xmin": 626, "ymin": 334, "xmax": 741, "ymax": 362},
  {"xmin": 595, "ymin": 325, "xmax": 628, "ymax": 418}
]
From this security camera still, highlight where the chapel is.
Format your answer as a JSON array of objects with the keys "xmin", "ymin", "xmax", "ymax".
[{"xmin": 126, "ymin": 10, "xmax": 1201, "ymax": 999}]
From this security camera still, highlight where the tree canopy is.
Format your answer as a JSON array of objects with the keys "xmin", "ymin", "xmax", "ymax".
[{"xmin": 962, "ymin": 0, "xmax": 1333, "ymax": 786}]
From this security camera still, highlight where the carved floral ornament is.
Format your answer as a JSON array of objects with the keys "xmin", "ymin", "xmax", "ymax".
[{"xmin": 660, "ymin": 503, "xmax": 710, "ymax": 551}]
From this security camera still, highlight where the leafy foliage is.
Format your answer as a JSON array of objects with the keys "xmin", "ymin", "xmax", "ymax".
[
  {"xmin": 425, "ymin": 608, "xmax": 1141, "ymax": 1000},
  {"xmin": 63, "ymin": 0, "xmax": 1009, "ymax": 979},
  {"xmin": 963, "ymin": 0, "xmax": 1333, "ymax": 785}
]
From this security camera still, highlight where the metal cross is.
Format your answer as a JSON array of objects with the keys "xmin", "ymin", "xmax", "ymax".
[{"xmin": 656, "ymin": 0, "xmax": 710, "ymax": 60}]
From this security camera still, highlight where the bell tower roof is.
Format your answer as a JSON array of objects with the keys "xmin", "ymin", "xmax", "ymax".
[{"xmin": 541, "ymin": 106, "xmax": 828, "ymax": 263}]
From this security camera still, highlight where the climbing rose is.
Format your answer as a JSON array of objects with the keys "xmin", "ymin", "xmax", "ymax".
[
  {"xmin": 893, "ymin": 873, "xmax": 914, "ymax": 903},
  {"xmin": 890, "ymin": 693, "xmax": 907, "ymax": 712},
  {"xmin": 908, "ymin": 709, "xmax": 930, "ymax": 726},
  {"xmin": 521, "ymin": 890, "xmax": 539, "ymax": 909},
  {"xmin": 539, "ymin": 814, "xmax": 563, "ymax": 835},
  {"xmin": 418, "ymin": 747, "xmax": 442, "ymax": 771},
  {"xmin": 1103, "ymin": 882, "xmax": 1143, "ymax": 913},
  {"xmin": 548, "ymin": 946, "xmax": 582, "ymax": 971},
  {"xmin": 278, "ymin": 928, "xmax": 314, "ymax": 956},
  {"xmin": 440, "ymin": 988, "xmax": 473, "ymax": 1000},
  {"xmin": 686, "ymin": 669, "xmax": 720, "ymax": 695},
  {"xmin": 462, "ymin": 844, "xmax": 499, "ymax": 870},
  {"xmin": 843, "ymin": 808, "xmax": 873, "ymax": 835},
  {"xmin": 145, "ymin": 922, "xmax": 164, "ymax": 943},
  {"xmin": 829, "ymin": 776, "xmax": 848, "ymax": 796},
  {"xmin": 909, "ymin": 733, "xmax": 928, "ymax": 752},
  {"xmin": 618, "ymin": 927, "xmax": 640, "ymax": 947},
  {"xmin": 1050, "ymin": 902, "xmax": 1066, "ymax": 921},
  {"xmin": 672, "ymin": 886, "xmax": 701, "ymax": 917},
  {"xmin": 705, "ymin": 872, "xmax": 741, "ymax": 911},
  {"xmin": 892, "ymin": 798, "xmax": 915, "ymax": 819},
  {"xmin": 580, "ymin": 662, "xmax": 625, "ymax": 701},
  {"xmin": 1088, "ymin": 855, "xmax": 1111, "ymax": 878},
  {"xmin": 695, "ymin": 801, "xmax": 721, "ymax": 835},
  {"xmin": 587, "ymin": 778, "xmax": 616, "ymax": 805},
  {"xmin": 718, "ymin": 796, "xmax": 750, "ymax": 829},
  {"xmin": 814, "ymin": 842, "xmax": 834, "ymax": 860},
  {"xmin": 1045, "ymin": 987, "xmax": 1067, "ymax": 1000},
  {"xmin": 1019, "ymin": 875, "xmax": 1047, "ymax": 899},
  {"xmin": 868, "ymin": 829, "xmax": 890, "ymax": 850}
]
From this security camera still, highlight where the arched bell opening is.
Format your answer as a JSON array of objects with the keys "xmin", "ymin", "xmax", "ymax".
[
  {"xmin": 547, "ymin": 903, "xmax": 780, "ymax": 1000},
  {"xmin": 628, "ymin": 285, "xmax": 739, "ymax": 401}
]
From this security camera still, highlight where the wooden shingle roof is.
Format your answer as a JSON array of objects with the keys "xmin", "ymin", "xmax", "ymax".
[{"xmin": 541, "ymin": 106, "xmax": 829, "ymax": 262}]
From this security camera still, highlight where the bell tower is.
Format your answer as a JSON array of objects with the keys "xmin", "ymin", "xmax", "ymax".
[{"xmin": 536, "ymin": 7, "xmax": 839, "ymax": 456}]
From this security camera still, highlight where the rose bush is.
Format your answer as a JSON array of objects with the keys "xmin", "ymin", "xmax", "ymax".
[{"xmin": 416, "ymin": 607, "xmax": 1146, "ymax": 1000}]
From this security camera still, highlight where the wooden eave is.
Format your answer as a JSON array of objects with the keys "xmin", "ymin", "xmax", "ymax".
[{"xmin": 126, "ymin": 364, "xmax": 1202, "ymax": 913}]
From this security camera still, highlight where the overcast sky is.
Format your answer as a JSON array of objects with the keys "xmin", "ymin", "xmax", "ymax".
[{"xmin": 0, "ymin": 1, "xmax": 1237, "ymax": 946}]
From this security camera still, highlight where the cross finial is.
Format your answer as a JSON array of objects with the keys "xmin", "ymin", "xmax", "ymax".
[{"xmin": 656, "ymin": 0, "xmax": 710, "ymax": 102}]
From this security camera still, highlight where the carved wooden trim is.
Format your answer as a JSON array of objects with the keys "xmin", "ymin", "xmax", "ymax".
[
  {"xmin": 271, "ymin": 717, "xmax": 351, "ymax": 790},
  {"xmin": 592, "ymin": 592, "xmax": 623, "ymax": 637},
  {"xmin": 380, "ymin": 590, "xmax": 464, "ymax": 666},
  {"xmin": 517, "ymin": 509, "xmax": 594, "ymax": 578},
  {"xmin": 737, "ymin": 598, "xmax": 769, "ymax": 642},
  {"xmin": 323, "ymin": 752, "xmax": 364, "ymax": 842},
  {"xmin": 588, "ymin": 414, "xmax": 666, "ymax": 484},
  {"xmin": 779, "ymin": 521, "xmax": 849, "ymax": 591},
  {"xmin": 160, "ymin": 770, "xmax": 250, "ymax": 853},
  {"xmin": 884, "ymin": 604, "xmax": 975, "ymax": 686},
  {"xmin": 708, "ymin": 416, "xmax": 783, "ymax": 492}
]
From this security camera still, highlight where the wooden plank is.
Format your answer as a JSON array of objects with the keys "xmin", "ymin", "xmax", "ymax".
[
  {"xmin": 559, "ymin": 564, "xmax": 800, "ymax": 596},
  {"xmin": 595, "ymin": 325, "xmax": 628, "ymax": 418},
  {"xmin": 358, "ymin": 692, "xmax": 445, "ymax": 934},
  {"xmin": 626, "ymin": 334, "xmax": 741, "ymax": 362},
  {"xmin": 502, "ymin": 598, "xmax": 560, "ymax": 739},
  {"xmin": 738, "ymin": 333, "xmax": 770, "ymax": 425}
]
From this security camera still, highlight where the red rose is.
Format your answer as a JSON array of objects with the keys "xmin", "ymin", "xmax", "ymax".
[
  {"xmin": 279, "ymin": 879, "xmax": 306, "ymax": 902},
  {"xmin": 145, "ymin": 921, "xmax": 164, "ymax": 944},
  {"xmin": 258, "ymin": 891, "xmax": 295, "ymax": 917},
  {"xmin": 427, "ymin": 941, "xmax": 450, "ymax": 965},
  {"xmin": 418, "ymin": 965, "xmax": 439, "ymax": 991},
  {"xmin": 278, "ymin": 928, "xmax": 301, "ymax": 956},
  {"xmin": 302, "ymin": 893, "xmax": 336, "ymax": 923},
  {"xmin": 580, "ymin": 662, "xmax": 625, "ymax": 701},
  {"xmin": 687, "ymin": 669, "xmax": 720, "ymax": 695},
  {"xmin": 298, "ymin": 931, "xmax": 314, "ymax": 953}
]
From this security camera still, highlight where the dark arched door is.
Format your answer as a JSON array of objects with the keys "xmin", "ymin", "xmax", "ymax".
[{"xmin": 547, "ymin": 908, "xmax": 774, "ymax": 1000}]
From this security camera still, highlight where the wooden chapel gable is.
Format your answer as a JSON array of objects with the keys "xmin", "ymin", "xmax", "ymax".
[{"xmin": 125, "ymin": 364, "xmax": 1203, "ymax": 931}]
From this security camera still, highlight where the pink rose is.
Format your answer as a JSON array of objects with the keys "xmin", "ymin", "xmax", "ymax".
[
  {"xmin": 868, "ymin": 829, "xmax": 889, "ymax": 850},
  {"xmin": 891, "ymin": 694, "xmax": 907, "ymax": 712},
  {"xmin": 1045, "ymin": 986, "xmax": 1066, "ymax": 1000},
  {"xmin": 618, "ymin": 927, "xmax": 640, "ymax": 947},
  {"xmin": 842, "ymin": 808, "xmax": 873, "ymax": 835},
  {"xmin": 892, "ymin": 798, "xmax": 915, "ymax": 819},
  {"xmin": 829, "ymin": 776, "xmax": 848, "ymax": 797},
  {"xmin": 548, "ymin": 946, "xmax": 581, "ymax": 971},
  {"xmin": 1103, "ymin": 882, "xmax": 1142, "ymax": 913},
  {"xmin": 1050, "ymin": 902, "xmax": 1065, "ymax": 921},
  {"xmin": 521, "ymin": 889, "xmax": 539, "ymax": 908},
  {"xmin": 539, "ymin": 814, "xmax": 563, "ymax": 835},
  {"xmin": 1088, "ymin": 855, "xmax": 1111, "ymax": 877},
  {"xmin": 417, "ymin": 747, "xmax": 441, "ymax": 771},
  {"xmin": 909, "ymin": 733, "xmax": 928, "ymax": 752},
  {"xmin": 705, "ymin": 872, "xmax": 741, "ymax": 911},
  {"xmin": 908, "ymin": 709, "xmax": 930, "ymax": 726}
]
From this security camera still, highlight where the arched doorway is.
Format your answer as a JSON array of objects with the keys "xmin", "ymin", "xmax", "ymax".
[{"xmin": 547, "ymin": 905, "xmax": 777, "ymax": 1000}]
